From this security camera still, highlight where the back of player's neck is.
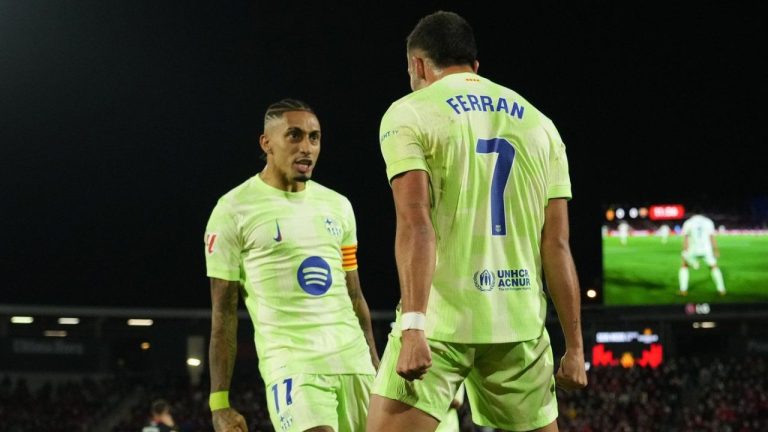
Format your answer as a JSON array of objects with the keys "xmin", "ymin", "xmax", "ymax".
[{"xmin": 431, "ymin": 66, "xmax": 475, "ymax": 82}]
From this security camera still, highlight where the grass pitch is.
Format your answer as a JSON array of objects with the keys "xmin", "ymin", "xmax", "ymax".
[{"xmin": 603, "ymin": 234, "xmax": 768, "ymax": 305}]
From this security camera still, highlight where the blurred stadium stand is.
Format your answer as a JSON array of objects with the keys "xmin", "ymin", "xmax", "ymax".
[{"xmin": 1, "ymin": 304, "xmax": 767, "ymax": 431}]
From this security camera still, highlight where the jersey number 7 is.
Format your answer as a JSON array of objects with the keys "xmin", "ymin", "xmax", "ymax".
[{"xmin": 476, "ymin": 138, "xmax": 516, "ymax": 236}]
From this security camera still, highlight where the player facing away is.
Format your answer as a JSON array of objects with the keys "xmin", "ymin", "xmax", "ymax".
[
  {"xmin": 205, "ymin": 99, "xmax": 379, "ymax": 432},
  {"xmin": 678, "ymin": 214, "xmax": 726, "ymax": 296},
  {"xmin": 367, "ymin": 11, "xmax": 587, "ymax": 432}
]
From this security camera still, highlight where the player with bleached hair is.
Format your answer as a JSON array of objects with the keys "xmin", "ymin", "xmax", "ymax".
[
  {"xmin": 205, "ymin": 99, "xmax": 379, "ymax": 432},
  {"xmin": 678, "ymin": 214, "xmax": 726, "ymax": 296}
]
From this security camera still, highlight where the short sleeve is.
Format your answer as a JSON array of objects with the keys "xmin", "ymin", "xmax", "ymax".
[
  {"xmin": 204, "ymin": 199, "xmax": 242, "ymax": 281},
  {"xmin": 341, "ymin": 198, "xmax": 357, "ymax": 247},
  {"xmin": 379, "ymin": 102, "xmax": 430, "ymax": 182},
  {"xmin": 544, "ymin": 120, "xmax": 572, "ymax": 200},
  {"xmin": 341, "ymin": 198, "xmax": 358, "ymax": 271}
]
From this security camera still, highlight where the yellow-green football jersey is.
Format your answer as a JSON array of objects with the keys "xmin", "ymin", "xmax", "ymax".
[
  {"xmin": 204, "ymin": 174, "xmax": 375, "ymax": 383},
  {"xmin": 380, "ymin": 72, "xmax": 572, "ymax": 343}
]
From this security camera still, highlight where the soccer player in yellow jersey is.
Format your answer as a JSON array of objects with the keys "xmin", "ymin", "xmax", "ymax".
[
  {"xmin": 205, "ymin": 99, "xmax": 379, "ymax": 432},
  {"xmin": 367, "ymin": 12, "xmax": 587, "ymax": 432}
]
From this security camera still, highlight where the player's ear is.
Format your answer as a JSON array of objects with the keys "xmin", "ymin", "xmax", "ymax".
[
  {"xmin": 412, "ymin": 56, "xmax": 427, "ymax": 81},
  {"xmin": 473, "ymin": 60, "xmax": 479, "ymax": 73},
  {"xmin": 259, "ymin": 134, "xmax": 271, "ymax": 155}
]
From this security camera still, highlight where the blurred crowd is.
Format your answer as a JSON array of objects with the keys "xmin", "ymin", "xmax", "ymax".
[
  {"xmin": 0, "ymin": 375, "xmax": 125, "ymax": 432},
  {"xmin": 111, "ymin": 372, "xmax": 272, "ymax": 432},
  {"xmin": 558, "ymin": 356, "xmax": 768, "ymax": 432},
  {"xmin": 1, "ymin": 356, "xmax": 766, "ymax": 431}
]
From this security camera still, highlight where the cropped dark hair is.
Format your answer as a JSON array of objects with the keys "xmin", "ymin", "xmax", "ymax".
[
  {"xmin": 406, "ymin": 11, "xmax": 477, "ymax": 68},
  {"xmin": 263, "ymin": 98, "xmax": 315, "ymax": 130}
]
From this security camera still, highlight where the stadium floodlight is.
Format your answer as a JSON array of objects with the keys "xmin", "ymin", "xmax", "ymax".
[
  {"xmin": 187, "ymin": 357, "xmax": 202, "ymax": 367},
  {"xmin": 141, "ymin": 342, "xmax": 151, "ymax": 350},
  {"xmin": 586, "ymin": 289, "xmax": 597, "ymax": 298},
  {"xmin": 127, "ymin": 319, "xmax": 154, "ymax": 327},
  {"xmin": 44, "ymin": 330, "xmax": 67, "ymax": 337},
  {"xmin": 10, "ymin": 316, "xmax": 34, "ymax": 324},
  {"xmin": 629, "ymin": 208, "xmax": 638, "ymax": 219},
  {"xmin": 58, "ymin": 317, "xmax": 80, "ymax": 325},
  {"xmin": 615, "ymin": 208, "xmax": 625, "ymax": 219}
]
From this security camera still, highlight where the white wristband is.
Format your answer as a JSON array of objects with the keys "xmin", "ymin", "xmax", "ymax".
[{"xmin": 401, "ymin": 312, "xmax": 426, "ymax": 331}]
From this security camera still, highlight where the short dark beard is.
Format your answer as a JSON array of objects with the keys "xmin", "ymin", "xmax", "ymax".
[{"xmin": 293, "ymin": 175, "xmax": 310, "ymax": 182}]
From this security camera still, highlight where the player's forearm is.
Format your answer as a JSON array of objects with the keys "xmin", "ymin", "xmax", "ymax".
[
  {"xmin": 395, "ymin": 222, "xmax": 436, "ymax": 313},
  {"xmin": 542, "ymin": 238, "xmax": 583, "ymax": 351},
  {"xmin": 209, "ymin": 282, "xmax": 240, "ymax": 393},
  {"xmin": 354, "ymin": 298, "xmax": 379, "ymax": 361},
  {"xmin": 209, "ymin": 311, "xmax": 238, "ymax": 392},
  {"xmin": 345, "ymin": 271, "xmax": 379, "ymax": 361}
]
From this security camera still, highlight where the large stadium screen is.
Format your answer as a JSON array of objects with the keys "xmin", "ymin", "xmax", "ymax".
[{"xmin": 602, "ymin": 198, "xmax": 768, "ymax": 306}]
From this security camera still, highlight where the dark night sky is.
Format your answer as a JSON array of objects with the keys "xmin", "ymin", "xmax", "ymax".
[{"xmin": 1, "ymin": 1, "xmax": 766, "ymax": 309}]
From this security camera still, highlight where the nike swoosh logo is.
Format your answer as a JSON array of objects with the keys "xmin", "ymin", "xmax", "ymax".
[{"xmin": 273, "ymin": 221, "xmax": 282, "ymax": 242}]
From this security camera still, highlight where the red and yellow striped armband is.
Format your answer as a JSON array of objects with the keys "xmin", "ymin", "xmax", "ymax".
[{"xmin": 341, "ymin": 244, "xmax": 358, "ymax": 271}]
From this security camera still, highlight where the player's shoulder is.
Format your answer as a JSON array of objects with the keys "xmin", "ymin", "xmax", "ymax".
[
  {"xmin": 484, "ymin": 76, "xmax": 559, "ymax": 131},
  {"xmin": 537, "ymin": 109, "xmax": 559, "ymax": 132},
  {"xmin": 689, "ymin": 214, "xmax": 712, "ymax": 223},
  {"xmin": 381, "ymin": 91, "xmax": 424, "ymax": 126},
  {"xmin": 214, "ymin": 176, "xmax": 260, "ymax": 210},
  {"xmin": 684, "ymin": 215, "xmax": 709, "ymax": 228},
  {"xmin": 382, "ymin": 75, "xmax": 469, "ymax": 122},
  {"xmin": 479, "ymin": 75, "xmax": 546, "ymax": 112},
  {"xmin": 308, "ymin": 181, "xmax": 352, "ymax": 207},
  {"xmin": 485, "ymin": 75, "xmax": 531, "ymax": 101},
  {"xmin": 505, "ymin": 88, "xmax": 557, "ymax": 134}
]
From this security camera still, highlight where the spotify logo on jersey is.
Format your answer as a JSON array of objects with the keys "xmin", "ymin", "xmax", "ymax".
[{"xmin": 297, "ymin": 256, "xmax": 332, "ymax": 295}]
